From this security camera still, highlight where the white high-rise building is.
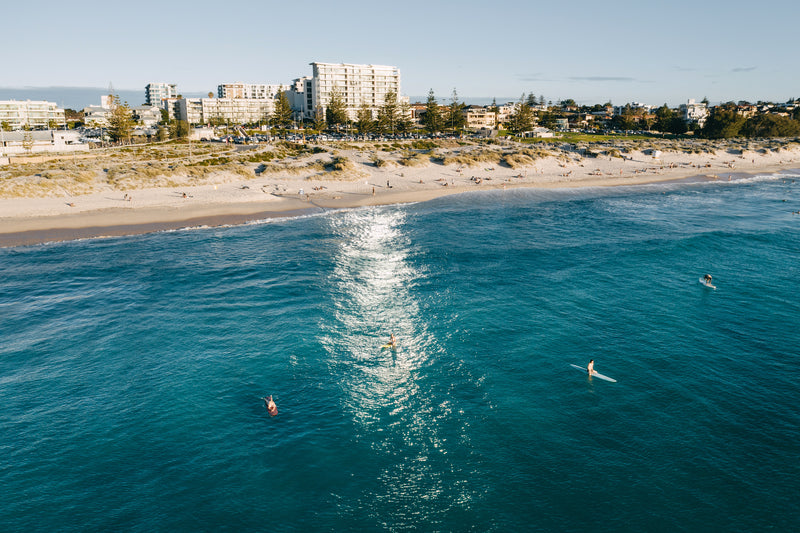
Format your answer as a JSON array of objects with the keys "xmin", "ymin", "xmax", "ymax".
[
  {"xmin": 309, "ymin": 62, "xmax": 405, "ymax": 121},
  {"xmin": 145, "ymin": 83, "xmax": 178, "ymax": 108}
]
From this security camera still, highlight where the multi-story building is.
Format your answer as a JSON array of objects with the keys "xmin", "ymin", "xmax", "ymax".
[
  {"xmin": 463, "ymin": 105, "xmax": 497, "ymax": 130},
  {"xmin": 287, "ymin": 77, "xmax": 313, "ymax": 121},
  {"xmin": 145, "ymin": 83, "xmax": 178, "ymax": 108},
  {"xmin": 0, "ymin": 100, "xmax": 66, "ymax": 130},
  {"xmin": 680, "ymin": 99, "xmax": 709, "ymax": 127},
  {"xmin": 133, "ymin": 106, "xmax": 163, "ymax": 128},
  {"xmin": 176, "ymin": 98, "xmax": 274, "ymax": 125},
  {"xmin": 309, "ymin": 62, "xmax": 406, "ymax": 121},
  {"xmin": 217, "ymin": 82, "xmax": 290, "ymax": 100}
]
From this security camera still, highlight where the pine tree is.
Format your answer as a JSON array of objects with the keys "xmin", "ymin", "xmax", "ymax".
[
  {"xmin": 107, "ymin": 94, "xmax": 135, "ymax": 143},
  {"xmin": 326, "ymin": 87, "xmax": 348, "ymax": 129},
  {"xmin": 421, "ymin": 89, "xmax": 442, "ymax": 135},
  {"xmin": 355, "ymin": 104, "xmax": 374, "ymax": 135},
  {"xmin": 313, "ymin": 105, "xmax": 326, "ymax": 132},
  {"xmin": 377, "ymin": 91, "xmax": 400, "ymax": 135},
  {"xmin": 508, "ymin": 94, "xmax": 535, "ymax": 134},
  {"xmin": 397, "ymin": 101, "xmax": 414, "ymax": 133},
  {"xmin": 271, "ymin": 91, "xmax": 293, "ymax": 129},
  {"xmin": 446, "ymin": 89, "xmax": 465, "ymax": 134}
]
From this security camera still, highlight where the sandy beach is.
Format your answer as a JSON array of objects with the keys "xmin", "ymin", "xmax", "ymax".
[{"xmin": 2, "ymin": 137, "xmax": 799, "ymax": 247}]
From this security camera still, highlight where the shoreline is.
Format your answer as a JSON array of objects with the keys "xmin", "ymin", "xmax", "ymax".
[{"xmin": 2, "ymin": 141, "xmax": 799, "ymax": 248}]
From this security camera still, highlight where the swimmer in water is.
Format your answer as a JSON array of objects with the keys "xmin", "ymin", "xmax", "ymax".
[{"xmin": 264, "ymin": 395, "xmax": 278, "ymax": 417}]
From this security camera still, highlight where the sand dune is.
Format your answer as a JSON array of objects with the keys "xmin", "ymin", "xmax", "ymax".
[{"xmin": 2, "ymin": 137, "xmax": 799, "ymax": 246}]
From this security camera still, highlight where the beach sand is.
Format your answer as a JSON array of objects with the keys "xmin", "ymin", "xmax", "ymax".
[{"xmin": 2, "ymin": 138, "xmax": 799, "ymax": 247}]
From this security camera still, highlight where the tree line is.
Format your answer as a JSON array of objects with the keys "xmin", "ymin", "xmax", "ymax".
[{"xmin": 99, "ymin": 89, "xmax": 800, "ymax": 143}]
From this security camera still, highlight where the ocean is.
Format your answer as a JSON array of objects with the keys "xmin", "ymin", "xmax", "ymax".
[{"xmin": 2, "ymin": 172, "xmax": 799, "ymax": 532}]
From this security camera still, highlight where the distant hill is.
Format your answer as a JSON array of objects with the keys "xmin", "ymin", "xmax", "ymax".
[{"xmin": 0, "ymin": 86, "xmax": 206, "ymax": 110}]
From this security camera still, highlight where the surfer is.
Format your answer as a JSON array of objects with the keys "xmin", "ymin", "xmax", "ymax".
[
  {"xmin": 389, "ymin": 333, "xmax": 396, "ymax": 348},
  {"xmin": 703, "ymin": 274, "xmax": 713, "ymax": 285},
  {"xmin": 587, "ymin": 359, "xmax": 595, "ymax": 376},
  {"xmin": 264, "ymin": 395, "xmax": 278, "ymax": 417}
]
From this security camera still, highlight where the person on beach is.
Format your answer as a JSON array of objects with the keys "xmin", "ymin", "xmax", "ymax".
[
  {"xmin": 264, "ymin": 395, "xmax": 278, "ymax": 417},
  {"xmin": 587, "ymin": 359, "xmax": 595, "ymax": 376}
]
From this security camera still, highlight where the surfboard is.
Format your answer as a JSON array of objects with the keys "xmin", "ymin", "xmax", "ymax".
[
  {"xmin": 381, "ymin": 343, "xmax": 396, "ymax": 350},
  {"xmin": 570, "ymin": 364, "xmax": 617, "ymax": 383},
  {"xmin": 699, "ymin": 277, "xmax": 716, "ymax": 289}
]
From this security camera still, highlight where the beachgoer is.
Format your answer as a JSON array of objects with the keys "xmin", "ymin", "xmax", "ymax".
[
  {"xmin": 587, "ymin": 359, "xmax": 595, "ymax": 376},
  {"xmin": 264, "ymin": 395, "xmax": 278, "ymax": 416}
]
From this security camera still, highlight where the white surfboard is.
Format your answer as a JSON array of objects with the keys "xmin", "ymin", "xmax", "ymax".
[
  {"xmin": 699, "ymin": 277, "xmax": 716, "ymax": 289},
  {"xmin": 570, "ymin": 364, "xmax": 617, "ymax": 383}
]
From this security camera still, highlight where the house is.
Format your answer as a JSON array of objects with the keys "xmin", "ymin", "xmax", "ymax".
[{"xmin": 525, "ymin": 127, "xmax": 554, "ymax": 138}]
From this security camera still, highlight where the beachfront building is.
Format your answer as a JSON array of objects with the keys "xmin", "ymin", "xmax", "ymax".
[
  {"xmin": 495, "ymin": 103, "xmax": 516, "ymax": 127},
  {"xmin": 176, "ymin": 97, "xmax": 273, "ymax": 125},
  {"xmin": 145, "ymin": 83, "xmax": 178, "ymax": 108},
  {"xmin": 463, "ymin": 105, "xmax": 497, "ymax": 130},
  {"xmin": 0, "ymin": 130, "xmax": 86, "ymax": 155},
  {"xmin": 0, "ymin": 100, "xmax": 66, "ymax": 130},
  {"xmin": 217, "ymin": 82, "xmax": 290, "ymax": 100},
  {"xmin": 613, "ymin": 102, "xmax": 654, "ymax": 116},
  {"xmin": 680, "ymin": 99, "xmax": 709, "ymax": 127},
  {"xmin": 132, "ymin": 105, "xmax": 163, "ymax": 128},
  {"xmin": 287, "ymin": 77, "xmax": 313, "ymax": 121},
  {"xmin": 83, "ymin": 105, "xmax": 110, "ymax": 128},
  {"xmin": 309, "ymin": 62, "xmax": 407, "ymax": 121}
]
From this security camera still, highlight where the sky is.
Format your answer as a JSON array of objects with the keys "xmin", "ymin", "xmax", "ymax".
[{"xmin": 3, "ymin": 0, "xmax": 798, "ymax": 107}]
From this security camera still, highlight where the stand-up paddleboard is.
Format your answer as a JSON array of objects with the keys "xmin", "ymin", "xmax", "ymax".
[
  {"xmin": 381, "ymin": 343, "xmax": 396, "ymax": 350},
  {"xmin": 699, "ymin": 277, "xmax": 716, "ymax": 289},
  {"xmin": 570, "ymin": 364, "xmax": 617, "ymax": 383}
]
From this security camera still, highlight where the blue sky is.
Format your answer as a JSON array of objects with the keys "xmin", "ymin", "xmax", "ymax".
[{"xmin": 5, "ymin": 0, "xmax": 798, "ymax": 106}]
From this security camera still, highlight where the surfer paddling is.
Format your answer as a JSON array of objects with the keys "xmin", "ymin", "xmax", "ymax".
[
  {"xmin": 264, "ymin": 395, "xmax": 278, "ymax": 417},
  {"xmin": 587, "ymin": 359, "xmax": 595, "ymax": 376}
]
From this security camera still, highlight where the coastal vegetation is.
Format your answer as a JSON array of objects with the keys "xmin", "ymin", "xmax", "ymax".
[{"xmin": 2, "ymin": 129, "xmax": 799, "ymax": 200}]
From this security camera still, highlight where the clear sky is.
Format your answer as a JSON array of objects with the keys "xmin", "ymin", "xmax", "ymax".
[{"xmin": 4, "ymin": 0, "xmax": 798, "ymax": 106}]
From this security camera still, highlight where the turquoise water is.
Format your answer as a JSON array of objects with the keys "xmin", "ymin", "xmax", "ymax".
[{"xmin": 2, "ymin": 173, "xmax": 799, "ymax": 532}]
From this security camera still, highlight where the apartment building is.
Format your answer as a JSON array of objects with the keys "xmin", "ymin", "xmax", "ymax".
[
  {"xmin": 217, "ymin": 82, "xmax": 290, "ymax": 100},
  {"xmin": 0, "ymin": 100, "xmax": 66, "ymax": 130},
  {"xmin": 287, "ymin": 77, "xmax": 313, "ymax": 121},
  {"xmin": 176, "ymin": 97, "xmax": 274, "ymax": 125},
  {"xmin": 463, "ymin": 105, "xmax": 497, "ymax": 130},
  {"xmin": 679, "ymin": 99, "xmax": 709, "ymax": 126},
  {"xmin": 145, "ymin": 83, "xmax": 178, "ymax": 108},
  {"xmin": 309, "ymin": 62, "xmax": 406, "ymax": 121}
]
